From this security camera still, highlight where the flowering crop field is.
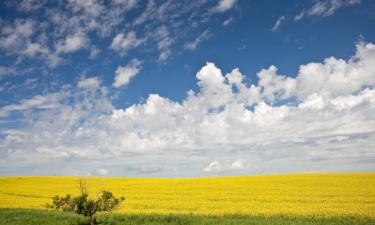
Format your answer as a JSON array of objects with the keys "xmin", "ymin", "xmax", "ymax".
[{"xmin": 0, "ymin": 173, "xmax": 374, "ymax": 219}]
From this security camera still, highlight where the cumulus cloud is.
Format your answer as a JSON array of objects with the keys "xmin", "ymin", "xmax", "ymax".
[
  {"xmin": 1, "ymin": 42, "xmax": 375, "ymax": 176},
  {"xmin": 113, "ymin": 59, "xmax": 142, "ymax": 88}
]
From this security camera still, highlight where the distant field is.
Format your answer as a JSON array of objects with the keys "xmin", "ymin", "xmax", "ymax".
[{"xmin": 0, "ymin": 173, "xmax": 374, "ymax": 220}]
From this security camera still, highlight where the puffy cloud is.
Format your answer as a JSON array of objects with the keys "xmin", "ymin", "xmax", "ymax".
[
  {"xmin": 77, "ymin": 76, "xmax": 101, "ymax": 91},
  {"xmin": 1, "ymin": 42, "xmax": 375, "ymax": 176},
  {"xmin": 0, "ymin": 19, "xmax": 35, "ymax": 53},
  {"xmin": 110, "ymin": 31, "xmax": 144, "ymax": 56},
  {"xmin": 204, "ymin": 161, "xmax": 221, "ymax": 172},
  {"xmin": 113, "ymin": 59, "xmax": 142, "ymax": 88},
  {"xmin": 56, "ymin": 32, "xmax": 89, "ymax": 54},
  {"xmin": 229, "ymin": 160, "xmax": 248, "ymax": 170},
  {"xmin": 204, "ymin": 160, "xmax": 249, "ymax": 173},
  {"xmin": 271, "ymin": 16, "xmax": 285, "ymax": 32},
  {"xmin": 257, "ymin": 65, "xmax": 296, "ymax": 102},
  {"xmin": 0, "ymin": 18, "xmax": 58, "ymax": 66},
  {"xmin": 257, "ymin": 42, "xmax": 375, "ymax": 101},
  {"xmin": 295, "ymin": 42, "xmax": 375, "ymax": 99}
]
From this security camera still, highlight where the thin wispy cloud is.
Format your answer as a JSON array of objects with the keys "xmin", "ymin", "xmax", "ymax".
[
  {"xmin": 271, "ymin": 16, "xmax": 286, "ymax": 32},
  {"xmin": 294, "ymin": 0, "xmax": 361, "ymax": 21}
]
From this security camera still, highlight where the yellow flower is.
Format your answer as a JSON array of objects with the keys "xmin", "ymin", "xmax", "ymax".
[{"xmin": 0, "ymin": 173, "xmax": 374, "ymax": 218}]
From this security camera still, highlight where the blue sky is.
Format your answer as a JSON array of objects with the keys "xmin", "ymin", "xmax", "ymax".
[{"xmin": 1, "ymin": 0, "xmax": 375, "ymax": 177}]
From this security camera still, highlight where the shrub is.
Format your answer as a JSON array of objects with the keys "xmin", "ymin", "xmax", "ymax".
[{"xmin": 47, "ymin": 177, "xmax": 124, "ymax": 225}]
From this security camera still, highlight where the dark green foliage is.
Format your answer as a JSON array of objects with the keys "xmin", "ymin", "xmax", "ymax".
[
  {"xmin": 46, "ymin": 178, "xmax": 124, "ymax": 224},
  {"xmin": 48, "ymin": 194, "xmax": 75, "ymax": 212},
  {"xmin": 47, "ymin": 191, "xmax": 124, "ymax": 224},
  {"xmin": 97, "ymin": 191, "xmax": 125, "ymax": 212},
  {"xmin": 1, "ymin": 209, "xmax": 375, "ymax": 225}
]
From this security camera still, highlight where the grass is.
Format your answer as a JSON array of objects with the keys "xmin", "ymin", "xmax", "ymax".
[{"xmin": 0, "ymin": 209, "xmax": 374, "ymax": 225}]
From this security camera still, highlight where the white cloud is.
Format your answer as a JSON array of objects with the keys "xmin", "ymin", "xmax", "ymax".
[
  {"xmin": 112, "ymin": 0, "xmax": 138, "ymax": 10},
  {"xmin": 0, "ymin": 18, "xmax": 56, "ymax": 65},
  {"xmin": 1, "ymin": 42, "xmax": 375, "ymax": 176},
  {"xmin": 0, "ymin": 92, "xmax": 69, "ymax": 117},
  {"xmin": 153, "ymin": 26, "xmax": 174, "ymax": 61},
  {"xmin": 294, "ymin": 12, "xmax": 304, "ymax": 21},
  {"xmin": 113, "ymin": 59, "xmax": 142, "ymax": 88},
  {"xmin": 204, "ymin": 160, "xmax": 248, "ymax": 173},
  {"xmin": 95, "ymin": 168, "xmax": 108, "ymax": 176},
  {"xmin": 1, "ymin": 0, "xmax": 231, "ymax": 68},
  {"xmin": 213, "ymin": 0, "xmax": 237, "ymax": 13},
  {"xmin": 23, "ymin": 42, "xmax": 48, "ymax": 57},
  {"xmin": 77, "ymin": 76, "xmax": 101, "ymax": 91},
  {"xmin": 222, "ymin": 17, "xmax": 233, "ymax": 26},
  {"xmin": 132, "ymin": 0, "xmax": 156, "ymax": 26},
  {"xmin": 17, "ymin": 0, "xmax": 44, "ymax": 12},
  {"xmin": 271, "ymin": 16, "xmax": 285, "ymax": 32},
  {"xmin": 204, "ymin": 161, "xmax": 221, "ymax": 172},
  {"xmin": 0, "ymin": 19, "xmax": 35, "ymax": 53},
  {"xmin": 56, "ymin": 32, "xmax": 88, "ymax": 54},
  {"xmin": 184, "ymin": 30, "xmax": 210, "ymax": 51},
  {"xmin": 295, "ymin": 0, "xmax": 361, "ymax": 21},
  {"xmin": 89, "ymin": 46, "xmax": 100, "ymax": 59},
  {"xmin": 0, "ymin": 66, "xmax": 17, "ymax": 78},
  {"xmin": 68, "ymin": 0, "xmax": 104, "ymax": 17},
  {"xmin": 229, "ymin": 160, "xmax": 248, "ymax": 170},
  {"xmin": 110, "ymin": 31, "xmax": 144, "ymax": 56},
  {"xmin": 257, "ymin": 65, "xmax": 296, "ymax": 102}
]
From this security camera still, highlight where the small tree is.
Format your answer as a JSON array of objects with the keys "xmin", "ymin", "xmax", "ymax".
[{"xmin": 47, "ymin": 177, "xmax": 125, "ymax": 225}]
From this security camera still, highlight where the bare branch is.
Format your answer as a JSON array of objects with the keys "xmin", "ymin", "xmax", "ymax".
[{"xmin": 76, "ymin": 176, "xmax": 88, "ymax": 195}]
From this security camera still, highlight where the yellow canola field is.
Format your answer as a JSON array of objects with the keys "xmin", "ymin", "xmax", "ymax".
[{"xmin": 0, "ymin": 173, "xmax": 374, "ymax": 218}]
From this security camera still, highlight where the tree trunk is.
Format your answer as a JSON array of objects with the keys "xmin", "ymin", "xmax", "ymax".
[{"xmin": 90, "ymin": 217, "xmax": 96, "ymax": 225}]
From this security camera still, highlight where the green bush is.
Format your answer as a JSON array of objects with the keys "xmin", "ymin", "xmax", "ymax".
[{"xmin": 47, "ymin": 178, "xmax": 124, "ymax": 225}]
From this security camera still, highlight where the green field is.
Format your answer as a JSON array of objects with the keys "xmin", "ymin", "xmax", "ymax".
[{"xmin": 0, "ymin": 209, "xmax": 374, "ymax": 225}]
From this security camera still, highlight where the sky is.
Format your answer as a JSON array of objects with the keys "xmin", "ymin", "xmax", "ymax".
[{"xmin": 0, "ymin": 0, "xmax": 375, "ymax": 177}]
